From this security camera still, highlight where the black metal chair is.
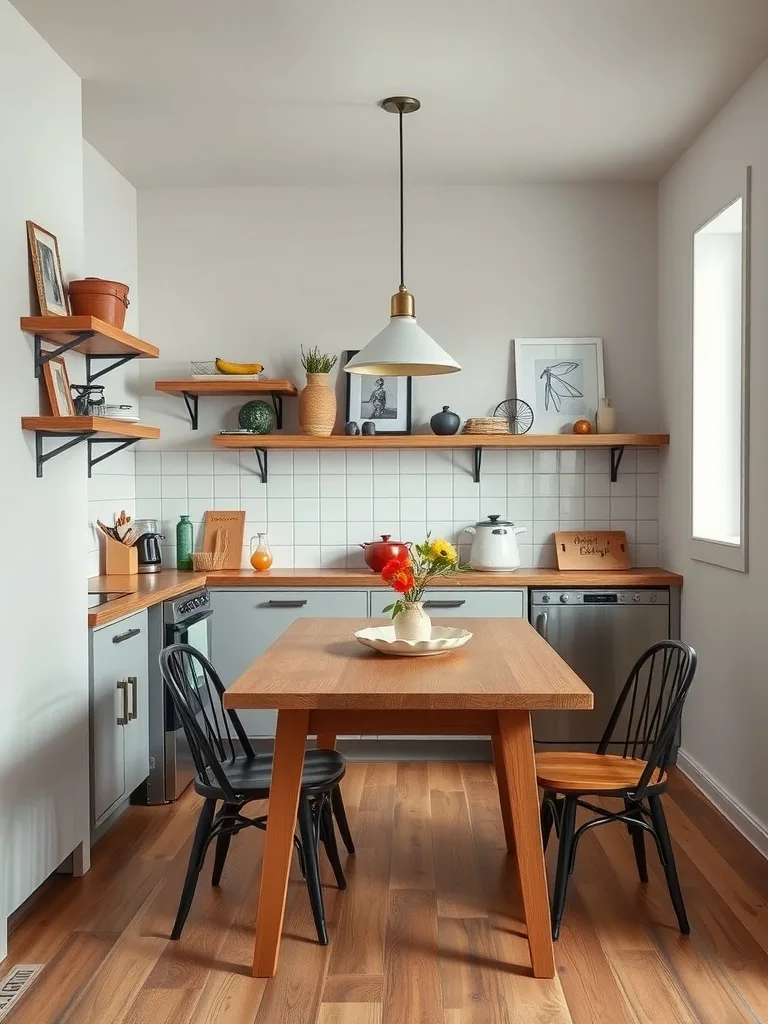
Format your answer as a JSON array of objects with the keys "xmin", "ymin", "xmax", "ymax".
[
  {"xmin": 159, "ymin": 643, "xmax": 355, "ymax": 945},
  {"xmin": 536, "ymin": 640, "xmax": 697, "ymax": 940}
]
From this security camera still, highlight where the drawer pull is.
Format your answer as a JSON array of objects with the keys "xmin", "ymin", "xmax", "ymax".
[
  {"xmin": 423, "ymin": 600, "xmax": 466, "ymax": 608},
  {"xmin": 116, "ymin": 679, "xmax": 129, "ymax": 726},
  {"xmin": 265, "ymin": 600, "xmax": 308, "ymax": 608},
  {"xmin": 128, "ymin": 676, "xmax": 138, "ymax": 721},
  {"xmin": 112, "ymin": 627, "xmax": 141, "ymax": 644}
]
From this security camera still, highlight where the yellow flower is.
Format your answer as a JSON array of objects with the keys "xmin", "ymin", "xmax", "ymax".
[{"xmin": 429, "ymin": 538, "xmax": 457, "ymax": 562}]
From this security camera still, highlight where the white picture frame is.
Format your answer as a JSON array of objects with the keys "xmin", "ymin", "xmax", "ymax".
[{"xmin": 513, "ymin": 337, "xmax": 605, "ymax": 434}]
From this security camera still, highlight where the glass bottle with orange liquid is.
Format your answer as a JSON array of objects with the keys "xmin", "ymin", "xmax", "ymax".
[{"xmin": 250, "ymin": 532, "xmax": 273, "ymax": 571}]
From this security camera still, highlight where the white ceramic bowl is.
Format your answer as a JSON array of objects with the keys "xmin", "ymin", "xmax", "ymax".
[{"xmin": 354, "ymin": 625, "xmax": 473, "ymax": 657}]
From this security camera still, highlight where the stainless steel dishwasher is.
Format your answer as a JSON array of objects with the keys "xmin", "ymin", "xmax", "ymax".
[{"xmin": 530, "ymin": 589, "xmax": 676, "ymax": 749}]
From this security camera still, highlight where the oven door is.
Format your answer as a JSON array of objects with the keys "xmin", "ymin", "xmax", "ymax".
[{"xmin": 164, "ymin": 609, "xmax": 214, "ymax": 800}]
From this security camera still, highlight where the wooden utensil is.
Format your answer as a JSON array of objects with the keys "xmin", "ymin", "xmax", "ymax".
[
  {"xmin": 203, "ymin": 511, "xmax": 245, "ymax": 570},
  {"xmin": 554, "ymin": 530, "xmax": 631, "ymax": 570}
]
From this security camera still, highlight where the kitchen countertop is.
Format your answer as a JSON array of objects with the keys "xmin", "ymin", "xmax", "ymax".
[{"xmin": 88, "ymin": 567, "xmax": 683, "ymax": 628}]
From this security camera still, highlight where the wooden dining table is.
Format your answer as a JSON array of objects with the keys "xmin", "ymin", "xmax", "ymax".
[{"xmin": 222, "ymin": 616, "xmax": 594, "ymax": 980}]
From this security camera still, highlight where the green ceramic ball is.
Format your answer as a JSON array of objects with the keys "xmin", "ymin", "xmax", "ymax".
[{"xmin": 238, "ymin": 400, "xmax": 275, "ymax": 434}]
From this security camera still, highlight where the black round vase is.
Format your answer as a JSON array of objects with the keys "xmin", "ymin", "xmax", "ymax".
[{"xmin": 430, "ymin": 406, "xmax": 460, "ymax": 435}]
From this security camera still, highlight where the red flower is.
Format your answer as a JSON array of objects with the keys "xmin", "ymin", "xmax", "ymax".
[
  {"xmin": 381, "ymin": 556, "xmax": 410, "ymax": 583},
  {"xmin": 390, "ymin": 568, "xmax": 414, "ymax": 594}
]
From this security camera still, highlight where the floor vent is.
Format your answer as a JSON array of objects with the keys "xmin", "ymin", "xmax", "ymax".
[{"xmin": 0, "ymin": 965, "xmax": 43, "ymax": 1020}]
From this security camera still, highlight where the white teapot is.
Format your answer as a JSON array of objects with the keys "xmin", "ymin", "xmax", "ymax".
[{"xmin": 463, "ymin": 515, "xmax": 527, "ymax": 571}]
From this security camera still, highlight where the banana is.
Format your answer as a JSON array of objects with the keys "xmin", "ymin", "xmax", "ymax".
[{"xmin": 215, "ymin": 358, "xmax": 264, "ymax": 375}]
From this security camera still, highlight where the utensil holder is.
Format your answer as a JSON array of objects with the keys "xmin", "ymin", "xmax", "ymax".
[{"xmin": 105, "ymin": 535, "xmax": 138, "ymax": 575}]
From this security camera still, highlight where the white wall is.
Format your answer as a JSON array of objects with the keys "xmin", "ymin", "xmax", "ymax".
[
  {"xmin": 137, "ymin": 184, "xmax": 659, "ymax": 443},
  {"xmin": 0, "ymin": 0, "xmax": 89, "ymax": 956},
  {"xmin": 658, "ymin": 58, "xmax": 768, "ymax": 849},
  {"xmin": 83, "ymin": 142, "xmax": 140, "ymax": 576}
]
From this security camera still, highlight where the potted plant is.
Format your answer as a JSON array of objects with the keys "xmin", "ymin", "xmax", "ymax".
[
  {"xmin": 298, "ymin": 346, "xmax": 338, "ymax": 436},
  {"xmin": 381, "ymin": 535, "xmax": 466, "ymax": 641}
]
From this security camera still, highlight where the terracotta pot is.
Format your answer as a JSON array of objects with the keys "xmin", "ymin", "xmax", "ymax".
[
  {"xmin": 393, "ymin": 602, "xmax": 431, "ymax": 642},
  {"xmin": 69, "ymin": 278, "xmax": 130, "ymax": 329},
  {"xmin": 298, "ymin": 372, "xmax": 336, "ymax": 436},
  {"xmin": 360, "ymin": 535, "xmax": 412, "ymax": 573}
]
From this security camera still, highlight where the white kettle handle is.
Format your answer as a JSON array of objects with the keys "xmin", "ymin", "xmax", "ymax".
[
  {"xmin": 463, "ymin": 526, "xmax": 476, "ymax": 535},
  {"xmin": 514, "ymin": 525, "xmax": 527, "ymax": 535}
]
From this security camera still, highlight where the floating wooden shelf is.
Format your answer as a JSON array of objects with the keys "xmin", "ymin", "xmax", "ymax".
[
  {"xmin": 155, "ymin": 378, "xmax": 299, "ymax": 430},
  {"xmin": 212, "ymin": 433, "xmax": 668, "ymax": 483},
  {"xmin": 21, "ymin": 315, "xmax": 159, "ymax": 383},
  {"xmin": 21, "ymin": 417, "xmax": 160, "ymax": 478}
]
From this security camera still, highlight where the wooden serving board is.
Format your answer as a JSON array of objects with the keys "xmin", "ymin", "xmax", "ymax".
[
  {"xmin": 203, "ymin": 510, "xmax": 245, "ymax": 570},
  {"xmin": 554, "ymin": 531, "xmax": 631, "ymax": 570}
]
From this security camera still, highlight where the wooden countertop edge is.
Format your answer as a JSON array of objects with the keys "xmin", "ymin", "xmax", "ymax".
[{"xmin": 88, "ymin": 567, "xmax": 683, "ymax": 628}]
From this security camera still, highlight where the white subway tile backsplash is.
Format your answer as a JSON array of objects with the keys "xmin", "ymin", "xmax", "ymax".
[
  {"xmin": 187, "ymin": 451, "xmax": 214, "ymax": 474},
  {"xmin": 636, "ymin": 449, "xmax": 658, "ymax": 473},
  {"xmin": 271, "ymin": 544, "xmax": 294, "ymax": 567},
  {"xmin": 293, "ymin": 450, "xmax": 319, "ymax": 474},
  {"xmin": 132, "ymin": 448, "xmax": 660, "ymax": 570},
  {"xmin": 373, "ymin": 450, "xmax": 399, "ymax": 473},
  {"xmin": 398, "ymin": 449, "xmax": 426, "ymax": 474}
]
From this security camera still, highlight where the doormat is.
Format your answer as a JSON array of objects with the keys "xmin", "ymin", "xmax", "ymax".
[{"xmin": 0, "ymin": 965, "xmax": 43, "ymax": 1020}]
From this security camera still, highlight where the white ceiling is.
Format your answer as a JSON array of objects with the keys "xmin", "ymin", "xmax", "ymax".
[{"xmin": 11, "ymin": 0, "xmax": 768, "ymax": 187}]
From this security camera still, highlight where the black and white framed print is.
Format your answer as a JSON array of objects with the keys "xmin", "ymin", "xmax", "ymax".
[
  {"xmin": 344, "ymin": 351, "xmax": 412, "ymax": 434},
  {"xmin": 26, "ymin": 221, "xmax": 68, "ymax": 316},
  {"xmin": 514, "ymin": 337, "xmax": 605, "ymax": 434}
]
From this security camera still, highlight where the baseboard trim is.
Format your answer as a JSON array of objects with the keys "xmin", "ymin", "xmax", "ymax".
[{"xmin": 677, "ymin": 749, "xmax": 768, "ymax": 859}]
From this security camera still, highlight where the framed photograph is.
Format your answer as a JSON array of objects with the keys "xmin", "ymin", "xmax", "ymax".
[
  {"xmin": 514, "ymin": 337, "xmax": 604, "ymax": 434},
  {"xmin": 26, "ymin": 220, "xmax": 68, "ymax": 316},
  {"xmin": 344, "ymin": 351, "xmax": 412, "ymax": 434},
  {"xmin": 43, "ymin": 356, "xmax": 75, "ymax": 417}
]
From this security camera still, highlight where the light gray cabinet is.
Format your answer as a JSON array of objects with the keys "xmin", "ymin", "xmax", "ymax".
[
  {"xmin": 369, "ymin": 588, "xmax": 526, "ymax": 619},
  {"xmin": 89, "ymin": 610, "xmax": 149, "ymax": 826},
  {"xmin": 210, "ymin": 589, "xmax": 369, "ymax": 737}
]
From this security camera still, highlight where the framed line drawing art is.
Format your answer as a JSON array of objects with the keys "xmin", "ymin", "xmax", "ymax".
[
  {"xmin": 43, "ymin": 356, "xmax": 75, "ymax": 417},
  {"xmin": 26, "ymin": 220, "xmax": 69, "ymax": 316},
  {"xmin": 514, "ymin": 337, "xmax": 604, "ymax": 434},
  {"xmin": 344, "ymin": 350, "xmax": 412, "ymax": 434}
]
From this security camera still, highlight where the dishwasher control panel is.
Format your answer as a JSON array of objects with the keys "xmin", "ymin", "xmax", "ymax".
[{"xmin": 533, "ymin": 590, "xmax": 669, "ymax": 606}]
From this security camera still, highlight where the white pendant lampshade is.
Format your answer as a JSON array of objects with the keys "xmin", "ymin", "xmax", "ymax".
[{"xmin": 345, "ymin": 97, "xmax": 461, "ymax": 378}]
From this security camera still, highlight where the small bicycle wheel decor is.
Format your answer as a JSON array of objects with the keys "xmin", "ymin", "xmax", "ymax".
[{"xmin": 493, "ymin": 398, "xmax": 534, "ymax": 435}]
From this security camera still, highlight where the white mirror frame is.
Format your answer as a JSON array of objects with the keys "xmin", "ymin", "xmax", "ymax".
[{"xmin": 690, "ymin": 165, "xmax": 751, "ymax": 573}]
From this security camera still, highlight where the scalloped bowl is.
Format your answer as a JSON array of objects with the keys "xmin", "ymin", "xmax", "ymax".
[{"xmin": 354, "ymin": 625, "xmax": 473, "ymax": 657}]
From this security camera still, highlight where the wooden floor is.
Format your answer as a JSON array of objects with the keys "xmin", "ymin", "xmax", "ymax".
[{"xmin": 5, "ymin": 763, "xmax": 768, "ymax": 1023}]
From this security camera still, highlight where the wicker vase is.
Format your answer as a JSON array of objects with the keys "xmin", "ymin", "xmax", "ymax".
[
  {"xmin": 299, "ymin": 372, "xmax": 336, "ymax": 436},
  {"xmin": 393, "ymin": 602, "xmax": 432, "ymax": 642}
]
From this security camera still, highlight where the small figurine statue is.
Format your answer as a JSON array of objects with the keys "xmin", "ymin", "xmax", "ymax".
[
  {"xmin": 344, "ymin": 421, "xmax": 360, "ymax": 435},
  {"xmin": 361, "ymin": 421, "xmax": 376, "ymax": 435}
]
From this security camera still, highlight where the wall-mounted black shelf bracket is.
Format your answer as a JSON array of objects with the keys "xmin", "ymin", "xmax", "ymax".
[
  {"xmin": 34, "ymin": 430, "xmax": 95, "ymax": 477},
  {"xmin": 34, "ymin": 332, "xmax": 95, "ymax": 379},
  {"xmin": 473, "ymin": 446, "xmax": 482, "ymax": 483},
  {"xmin": 253, "ymin": 447, "xmax": 268, "ymax": 484},
  {"xmin": 87, "ymin": 437, "xmax": 143, "ymax": 478},
  {"xmin": 270, "ymin": 393, "xmax": 284, "ymax": 430},
  {"xmin": 610, "ymin": 446, "xmax": 625, "ymax": 483},
  {"xmin": 85, "ymin": 353, "xmax": 139, "ymax": 384},
  {"xmin": 181, "ymin": 392, "xmax": 199, "ymax": 430}
]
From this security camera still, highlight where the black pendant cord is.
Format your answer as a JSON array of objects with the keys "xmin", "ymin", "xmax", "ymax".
[{"xmin": 399, "ymin": 107, "xmax": 405, "ymax": 289}]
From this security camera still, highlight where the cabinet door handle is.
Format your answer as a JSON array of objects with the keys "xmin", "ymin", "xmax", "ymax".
[
  {"xmin": 128, "ymin": 676, "xmax": 138, "ymax": 721},
  {"xmin": 116, "ymin": 679, "xmax": 129, "ymax": 726},
  {"xmin": 535, "ymin": 612, "xmax": 548, "ymax": 641},
  {"xmin": 423, "ymin": 599, "xmax": 466, "ymax": 608},
  {"xmin": 112, "ymin": 627, "xmax": 141, "ymax": 644},
  {"xmin": 265, "ymin": 600, "xmax": 308, "ymax": 608}
]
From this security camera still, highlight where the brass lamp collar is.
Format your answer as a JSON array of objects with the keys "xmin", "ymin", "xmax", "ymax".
[{"xmin": 390, "ymin": 285, "xmax": 415, "ymax": 318}]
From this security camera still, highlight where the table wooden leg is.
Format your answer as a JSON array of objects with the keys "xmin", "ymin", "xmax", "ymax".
[
  {"xmin": 497, "ymin": 710, "xmax": 555, "ymax": 979},
  {"xmin": 315, "ymin": 732, "xmax": 337, "ymax": 750},
  {"xmin": 491, "ymin": 733, "xmax": 516, "ymax": 853},
  {"xmin": 252, "ymin": 708, "xmax": 309, "ymax": 978}
]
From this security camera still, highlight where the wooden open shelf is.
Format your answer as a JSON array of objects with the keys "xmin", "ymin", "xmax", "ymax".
[
  {"xmin": 155, "ymin": 378, "xmax": 299, "ymax": 430},
  {"xmin": 22, "ymin": 417, "xmax": 160, "ymax": 478},
  {"xmin": 213, "ymin": 432, "xmax": 667, "ymax": 450},
  {"xmin": 21, "ymin": 316, "xmax": 159, "ymax": 359},
  {"xmin": 212, "ymin": 432, "xmax": 668, "ymax": 484}
]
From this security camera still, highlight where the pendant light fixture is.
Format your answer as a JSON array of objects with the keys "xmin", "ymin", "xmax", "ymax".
[{"xmin": 344, "ymin": 97, "xmax": 461, "ymax": 377}]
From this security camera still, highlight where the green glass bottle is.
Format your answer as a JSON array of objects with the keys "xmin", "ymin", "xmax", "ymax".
[{"xmin": 176, "ymin": 514, "xmax": 194, "ymax": 571}]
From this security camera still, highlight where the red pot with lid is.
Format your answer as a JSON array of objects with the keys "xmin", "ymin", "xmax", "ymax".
[{"xmin": 360, "ymin": 534, "xmax": 412, "ymax": 573}]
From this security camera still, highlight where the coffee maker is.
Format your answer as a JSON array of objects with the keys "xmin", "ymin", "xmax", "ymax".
[{"xmin": 133, "ymin": 519, "xmax": 163, "ymax": 574}]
